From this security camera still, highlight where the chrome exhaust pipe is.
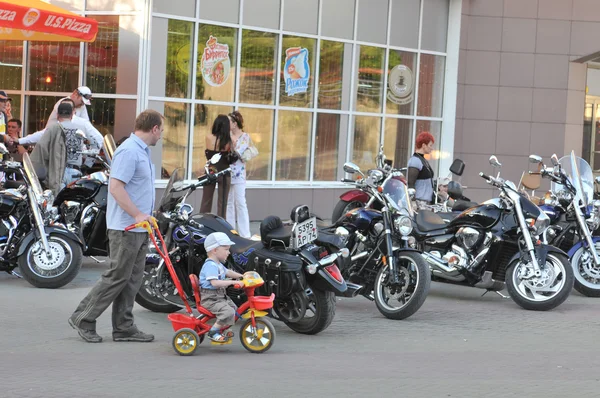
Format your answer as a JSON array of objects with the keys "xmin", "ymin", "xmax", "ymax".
[
  {"xmin": 421, "ymin": 252, "xmax": 459, "ymax": 275},
  {"xmin": 351, "ymin": 252, "xmax": 368, "ymax": 262},
  {"xmin": 341, "ymin": 282, "xmax": 363, "ymax": 297}
]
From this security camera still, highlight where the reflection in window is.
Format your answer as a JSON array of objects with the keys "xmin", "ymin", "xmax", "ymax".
[
  {"xmin": 199, "ymin": 0, "xmax": 240, "ymax": 24},
  {"xmin": 276, "ymin": 110, "xmax": 312, "ymax": 181},
  {"xmin": 162, "ymin": 102, "xmax": 190, "ymax": 178},
  {"xmin": 421, "ymin": 0, "xmax": 449, "ymax": 52},
  {"xmin": 314, "ymin": 113, "xmax": 341, "ymax": 181},
  {"xmin": 192, "ymin": 104, "xmax": 232, "ymax": 177},
  {"xmin": 240, "ymin": 30, "xmax": 278, "ymax": 105},
  {"xmin": 196, "ymin": 25, "xmax": 237, "ymax": 102},
  {"xmin": 238, "ymin": 107, "xmax": 274, "ymax": 180},
  {"xmin": 283, "ymin": 0, "xmax": 318, "ymax": 35},
  {"xmin": 386, "ymin": 50, "xmax": 417, "ymax": 116},
  {"xmin": 86, "ymin": 15, "xmax": 139, "ymax": 95},
  {"xmin": 352, "ymin": 116, "xmax": 381, "ymax": 171},
  {"xmin": 321, "ymin": 0, "xmax": 355, "ymax": 40},
  {"xmin": 87, "ymin": 98, "xmax": 137, "ymax": 141},
  {"xmin": 165, "ymin": 20, "xmax": 194, "ymax": 98},
  {"xmin": 417, "ymin": 54, "xmax": 445, "ymax": 117},
  {"xmin": 0, "ymin": 41, "xmax": 22, "ymax": 90},
  {"xmin": 383, "ymin": 118, "xmax": 413, "ymax": 169},
  {"xmin": 355, "ymin": 46, "xmax": 385, "ymax": 113},
  {"xmin": 357, "ymin": 0, "xmax": 388, "ymax": 45},
  {"xmin": 7, "ymin": 96, "xmax": 21, "ymax": 126},
  {"xmin": 279, "ymin": 36, "xmax": 316, "ymax": 108},
  {"xmin": 390, "ymin": 0, "xmax": 420, "ymax": 49},
  {"xmin": 416, "ymin": 120, "xmax": 441, "ymax": 175},
  {"xmin": 28, "ymin": 42, "xmax": 79, "ymax": 92},
  {"xmin": 26, "ymin": 96, "xmax": 63, "ymax": 135},
  {"xmin": 318, "ymin": 41, "xmax": 345, "ymax": 110}
]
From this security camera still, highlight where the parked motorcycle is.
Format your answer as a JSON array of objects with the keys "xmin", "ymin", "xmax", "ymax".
[
  {"xmin": 136, "ymin": 155, "xmax": 359, "ymax": 335},
  {"xmin": 528, "ymin": 151, "xmax": 600, "ymax": 297},
  {"xmin": 0, "ymin": 147, "xmax": 84, "ymax": 288},
  {"xmin": 52, "ymin": 134, "xmax": 116, "ymax": 260},
  {"xmin": 319, "ymin": 162, "xmax": 431, "ymax": 320},
  {"xmin": 414, "ymin": 155, "xmax": 573, "ymax": 311}
]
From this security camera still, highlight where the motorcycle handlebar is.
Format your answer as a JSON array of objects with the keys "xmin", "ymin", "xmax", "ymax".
[
  {"xmin": 341, "ymin": 178, "xmax": 355, "ymax": 183},
  {"xmin": 479, "ymin": 172, "xmax": 491, "ymax": 181}
]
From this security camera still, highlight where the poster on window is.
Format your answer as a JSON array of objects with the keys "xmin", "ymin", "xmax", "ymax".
[
  {"xmin": 201, "ymin": 35, "xmax": 230, "ymax": 87},
  {"xmin": 284, "ymin": 47, "xmax": 310, "ymax": 96},
  {"xmin": 387, "ymin": 64, "xmax": 414, "ymax": 105}
]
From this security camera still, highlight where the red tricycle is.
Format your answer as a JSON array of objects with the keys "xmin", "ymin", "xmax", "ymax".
[{"xmin": 126, "ymin": 219, "xmax": 276, "ymax": 355}]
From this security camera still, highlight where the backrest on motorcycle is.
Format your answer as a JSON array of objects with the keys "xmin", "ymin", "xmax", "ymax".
[
  {"xmin": 290, "ymin": 205, "xmax": 310, "ymax": 223},
  {"xmin": 447, "ymin": 181, "xmax": 463, "ymax": 200},
  {"xmin": 260, "ymin": 215, "xmax": 283, "ymax": 245}
]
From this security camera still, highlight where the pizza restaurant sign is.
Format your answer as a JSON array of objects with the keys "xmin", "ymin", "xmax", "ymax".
[{"xmin": 0, "ymin": 6, "xmax": 97, "ymax": 41}]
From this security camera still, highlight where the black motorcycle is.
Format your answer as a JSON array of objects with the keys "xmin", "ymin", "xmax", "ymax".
[
  {"xmin": 52, "ymin": 134, "xmax": 115, "ymax": 260},
  {"xmin": 0, "ymin": 148, "xmax": 84, "ymax": 288},
  {"xmin": 414, "ymin": 155, "xmax": 573, "ymax": 311},
  {"xmin": 135, "ymin": 157, "xmax": 360, "ymax": 335},
  {"xmin": 319, "ymin": 162, "xmax": 430, "ymax": 320}
]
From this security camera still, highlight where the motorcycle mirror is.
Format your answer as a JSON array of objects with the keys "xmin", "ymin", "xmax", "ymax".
[
  {"xmin": 595, "ymin": 176, "xmax": 600, "ymax": 185},
  {"xmin": 343, "ymin": 162, "xmax": 361, "ymax": 175},
  {"xmin": 529, "ymin": 155, "xmax": 543, "ymax": 164},
  {"xmin": 489, "ymin": 155, "xmax": 502, "ymax": 168},
  {"xmin": 0, "ymin": 143, "xmax": 7, "ymax": 154},
  {"xmin": 103, "ymin": 134, "xmax": 116, "ymax": 161},
  {"xmin": 550, "ymin": 154, "xmax": 559, "ymax": 166},
  {"xmin": 449, "ymin": 158, "xmax": 465, "ymax": 176},
  {"xmin": 209, "ymin": 153, "xmax": 222, "ymax": 164}
]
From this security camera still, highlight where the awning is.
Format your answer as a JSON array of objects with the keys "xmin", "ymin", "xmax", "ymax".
[{"xmin": 0, "ymin": 0, "xmax": 98, "ymax": 42}]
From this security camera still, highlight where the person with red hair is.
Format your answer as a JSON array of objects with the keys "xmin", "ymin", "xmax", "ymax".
[{"xmin": 407, "ymin": 131, "xmax": 435, "ymax": 210}]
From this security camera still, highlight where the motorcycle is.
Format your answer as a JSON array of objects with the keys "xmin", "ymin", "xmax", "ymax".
[
  {"xmin": 52, "ymin": 134, "xmax": 116, "ymax": 260},
  {"xmin": 135, "ymin": 155, "xmax": 360, "ymax": 335},
  {"xmin": 319, "ymin": 162, "xmax": 431, "ymax": 320},
  {"xmin": 413, "ymin": 155, "xmax": 574, "ymax": 311},
  {"xmin": 528, "ymin": 151, "xmax": 600, "ymax": 297},
  {"xmin": 0, "ymin": 146, "xmax": 84, "ymax": 288}
]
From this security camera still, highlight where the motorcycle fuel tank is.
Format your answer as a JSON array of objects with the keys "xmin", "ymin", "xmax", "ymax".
[
  {"xmin": 54, "ymin": 178, "xmax": 103, "ymax": 205},
  {"xmin": 0, "ymin": 190, "xmax": 24, "ymax": 216},
  {"xmin": 448, "ymin": 204, "xmax": 502, "ymax": 230},
  {"xmin": 539, "ymin": 204, "xmax": 561, "ymax": 223},
  {"xmin": 336, "ymin": 207, "xmax": 382, "ymax": 232}
]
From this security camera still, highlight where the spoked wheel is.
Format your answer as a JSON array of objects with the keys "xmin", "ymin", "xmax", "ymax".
[
  {"xmin": 18, "ymin": 235, "xmax": 83, "ymax": 289},
  {"xmin": 506, "ymin": 253, "xmax": 574, "ymax": 311},
  {"xmin": 239, "ymin": 317, "xmax": 276, "ymax": 354},
  {"xmin": 172, "ymin": 328, "xmax": 203, "ymax": 356},
  {"xmin": 571, "ymin": 243, "xmax": 600, "ymax": 297},
  {"xmin": 373, "ymin": 251, "xmax": 431, "ymax": 320}
]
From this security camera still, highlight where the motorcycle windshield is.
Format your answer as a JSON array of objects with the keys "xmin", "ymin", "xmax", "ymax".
[
  {"xmin": 22, "ymin": 153, "xmax": 43, "ymax": 200},
  {"xmin": 157, "ymin": 167, "xmax": 187, "ymax": 214},
  {"xmin": 103, "ymin": 134, "xmax": 116, "ymax": 163},
  {"xmin": 553, "ymin": 152, "xmax": 593, "ymax": 207},
  {"xmin": 382, "ymin": 177, "xmax": 413, "ymax": 216}
]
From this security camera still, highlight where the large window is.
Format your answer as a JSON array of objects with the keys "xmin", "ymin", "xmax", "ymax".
[{"xmin": 147, "ymin": 0, "xmax": 450, "ymax": 182}]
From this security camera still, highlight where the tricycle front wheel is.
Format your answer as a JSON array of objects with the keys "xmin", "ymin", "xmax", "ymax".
[
  {"xmin": 172, "ymin": 328, "xmax": 203, "ymax": 356},
  {"xmin": 239, "ymin": 317, "xmax": 276, "ymax": 354}
]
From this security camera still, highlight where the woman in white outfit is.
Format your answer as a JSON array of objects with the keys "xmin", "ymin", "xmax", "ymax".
[{"xmin": 226, "ymin": 111, "xmax": 251, "ymax": 238}]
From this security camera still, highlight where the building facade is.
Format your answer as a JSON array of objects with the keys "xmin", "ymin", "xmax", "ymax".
[{"xmin": 2, "ymin": 0, "xmax": 599, "ymax": 218}]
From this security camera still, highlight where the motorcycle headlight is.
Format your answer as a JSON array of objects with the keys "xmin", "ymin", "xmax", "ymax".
[
  {"xmin": 394, "ymin": 215, "xmax": 413, "ymax": 236},
  {"xmin": 527, "ymin": 212, "xmax": 550, "ymax": 236}
]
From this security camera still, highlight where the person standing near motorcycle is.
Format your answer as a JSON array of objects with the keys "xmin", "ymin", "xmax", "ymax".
[
  {"xmin": 407, "ymin": 131, "xmax": 435, "ymax": 210},
  {"xmin": 200, "ymin": 114, "xmax": 235, "ymax": 218},
  {"xmin": 46, "ymin": 86, "xmax": 92, "ymax": 128},
  {"xmin": 69, "ymin": 109, "xmax": 164, "ymax": 343},
  {"xmin": 226, "ymin": 111, "xmax": 251, "ymax": 238}
]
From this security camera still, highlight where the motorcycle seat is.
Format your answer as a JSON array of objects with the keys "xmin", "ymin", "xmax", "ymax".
[
  {"xmin": 3, "ymin": 180, "xmax": 25, "ymax": 189},
  {"xmin": 260, "ymin": 215, "xmax": 292, "ymax": 248},
  {"xmin": 316, "ymin": 230, "xmax": 346, "ymax": 249},
  {"xmin": 416, "ymin": 210, "xmax": 448, "ymax": 232},
  {"xmin": 452, "ymin": 199, "xmax": 477, "ymax": 212},
  {"xmin": 229, "ymin": 234, "xmax": 263, "ymax": 255}
]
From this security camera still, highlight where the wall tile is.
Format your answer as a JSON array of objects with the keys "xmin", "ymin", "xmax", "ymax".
[
  {"xmin": 496, "ymin": 121, "xmax": 532, "ymax": 156},
  {"xmin": 469, "ymin": 0, "xmax": 504, "ymax": 17},
  {"xmin": 461, "ymin": 119, "xmax": 497, "ymax": 154},
  {"xmin": 568, "ymin": 61, "xmax": 587, "ymax": 90},
  {"xmin": 463, "ymin": 85, "xmax": 499, "ymax": 120},
  {"xmin": 533, "ymin": 54, "xmax": 570, "ymax": 89},
  {"xmin": 566, "ymin": 89, "xmax": 586, "ymax": 125},
  {"xmin": 465, "ymin": 50, "xmax": 501, "ymax": 86},
  {"xmin": 564, "ymin": 123, "xmax": 584, "ymax": 157},
  {"xmin": 570, "ymin": 22, "xmax": 600, "ymax": 56},
  {"xmin": 500, "ymin": 53, "xmax": 535, "ymax": 87},
  {"xmin": 530, "ymin": 122, "xmax": 566, "ymax": 157},
  {"xmin": 458, "ymin": 49, "xmax": 467, "ymax": 84},
  {"xmin": 467, "ymin": 16, "xmax": 503, "ymax": 51},
  {"xmin": 538, "ymin": 0, "xmax": 573, "ymax": 20},
  {"xmin": 535, "ymin": 19, "xmax": 571, "ymax": 55},
  {"xmin": 498, "ymin": 87, "xmax": 534, "ymax": 121},
  {"xmin": 532, "ymin": 88, "xmax": 568, "ymax": 123},
  {"xmin": 502, "ymin": 18, "xmax": 537, "ymax": 53},
  {"xmin": 572, "ymin": 0, "xmax": 600, "ymax": 22},
  {"xmin": 504, "ymin": 0, "xmax": 538, "ymax": 18},
  {"xmin": 460, "ymin": 14, "xmax": 469, "ymax": 49}
]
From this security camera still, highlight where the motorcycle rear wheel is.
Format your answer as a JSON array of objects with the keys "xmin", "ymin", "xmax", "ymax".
[
  {"xmin": 570, "ymin": 243, "xmax": 600, "ymax": 297},
  {"xmin": 285, "ymin": 286, "xmax": 336, "ymax": 335}
]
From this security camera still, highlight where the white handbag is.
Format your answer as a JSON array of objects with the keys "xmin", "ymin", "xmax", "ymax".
[{"xmin": 241, "ymin": 135, "xmax": 259, "ymax": 162}]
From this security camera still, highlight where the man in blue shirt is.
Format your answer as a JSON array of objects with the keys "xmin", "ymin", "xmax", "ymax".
[{"xmin": 69, "ymin": 109, "xmax": 164, "ymax": 343}]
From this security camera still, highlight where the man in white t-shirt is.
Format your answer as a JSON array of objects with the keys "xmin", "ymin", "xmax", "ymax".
[
  {"xmin": 0, "ymin": 90, "xmax": 15, "ymax": 152},
  {"xmin": 45, "ymin": 86, "xmax": 93, "ymax": 129}
]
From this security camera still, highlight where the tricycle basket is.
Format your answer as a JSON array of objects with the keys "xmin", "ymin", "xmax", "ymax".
[
  {"xmin": 168, "ymin": 313, "xmax": 199, "ymax": 332},
  {"xmin": 250, "ymin": 293, "xmax": 275, "ymax": 310}
]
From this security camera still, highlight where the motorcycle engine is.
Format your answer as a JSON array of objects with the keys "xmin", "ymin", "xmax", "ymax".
[
  {"xmin": 60, "ymin": 201, "xmax": 83, "ymax": 228},
  {"xmin": 456, "ymin": 227, "xmax": 481, "ymax": 251}
]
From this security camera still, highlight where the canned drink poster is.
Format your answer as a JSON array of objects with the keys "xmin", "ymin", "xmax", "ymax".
[
  {"xmin": 284, "ymin": 47, "xmax": 310, "ymax": 96},
  {"xmin": 201, "ymin": 35, "xmax": 231, "ymax": 87}
]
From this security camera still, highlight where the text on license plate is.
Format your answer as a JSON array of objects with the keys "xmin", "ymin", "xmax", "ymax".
[{"xmin": 294, "ymin": 217, "xmax": 318, "ymax": 248}]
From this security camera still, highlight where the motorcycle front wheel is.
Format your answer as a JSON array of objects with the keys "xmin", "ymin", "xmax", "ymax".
[
  {"xmin": 18, "ymin": 235, "xmax": 83, "ymax": 289},
  {"xmin": 284, "ymin": 286, "xmax": 336, "ymax": 335},
  {"xmin": 373, "ymin": 251, "xmax": 431, "ymax": 320},
  {"xmin": 506, "ymin": 253, "xmax": 574, "ymax": 311},
  {"xmin": 570, "ymin": 243, "xmax": 600, "ymax": 297}
]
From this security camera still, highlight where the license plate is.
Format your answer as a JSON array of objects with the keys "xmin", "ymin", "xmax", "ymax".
[{"xmin": 292, "ymin": 217, "xmax": 318, "ymax": 249}]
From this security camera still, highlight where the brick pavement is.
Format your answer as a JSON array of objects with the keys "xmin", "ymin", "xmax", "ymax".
[{"xmin": 2, "ymin": 252, "xmax": 600, "ymax": 397}]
